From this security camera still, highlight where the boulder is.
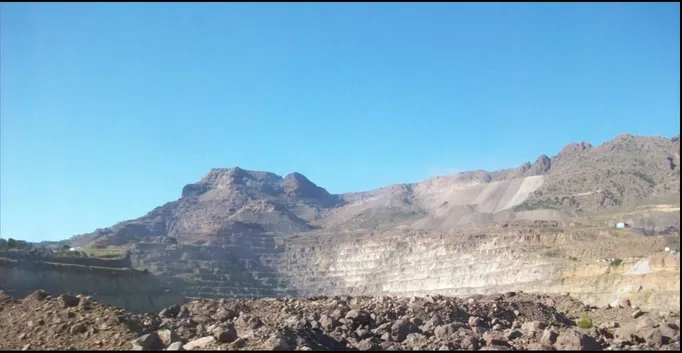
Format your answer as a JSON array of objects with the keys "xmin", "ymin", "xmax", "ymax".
[
  {"xmin": 59, "ymin": 294, "xmax": 80, "ymax": 308},
  {"xmin": 356, "ymin": 338, "xmax": 380, "ymax": 351},
  {"xmin": 554, "ymin": 329, "xmax": 602, "ymax": 351},
  {"xmin": 391, "ymin": 317, "xmax": 419, "ymax": 342},
  {"xmin": 212, "ymin": 326, "xmax": 238, "ymax": 343},
  {"xmin": 130, "ymin": 333, "xmax": 163, "ymax": 351},
  {"xmin": 157, "ymin": 329, "xmax": 181, "ymax": 346},
  {"xmin": 264, "ymin": 333, "xmax": 293, "ymax": 351},
  {"xmin": 482, "ymin": 331, "xmax": 509, "ymax": 346},
  {"xmin": 346, "ymin": 310, "xmax": 372, "ymax": 325},
  {"xmin": 641, "ymin": 328, "xmax": 665, "ymax": 348},
  {"xmin": 183, "ymin": 336, "xmax": 216, "ymax": 350},
  {"xmin": 540, "ymin": 328, "xmax": 559, "ymax": 346},
  {"xmin": 165, "ymin": 342, "xmax": 184, "ymax": 351},
  {"xmin": 521, "ymin": 321, "xmax": 547, "ymax": 336},
  {"xmin": 159, "ymin": 305, "xmax": 181, "ymax": 318}
]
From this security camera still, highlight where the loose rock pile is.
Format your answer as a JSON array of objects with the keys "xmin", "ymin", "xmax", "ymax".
[{"xmin": 0, "ymin": 290, "xmax": 679, "ymax": 351}]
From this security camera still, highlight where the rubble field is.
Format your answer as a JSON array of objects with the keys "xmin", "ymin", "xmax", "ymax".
[{"xmin": 0, "ymin": 290, "xmax": 679, "ymax": 351}]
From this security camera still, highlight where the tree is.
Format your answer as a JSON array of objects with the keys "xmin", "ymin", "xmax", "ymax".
[
  {"xmin": 62, "ymin": 244, "xmax": 71, "ymax": 251},
  {"xmin": 16, "ymin": 240, "xmax": 29, "ymax": 250},
  {"xmin": 0, "ymin": 238, "xmax": 7, "ymax": 249},
  {"xmin": 7, "ymin": 238, "xmax": 17, "ymax": 249}
]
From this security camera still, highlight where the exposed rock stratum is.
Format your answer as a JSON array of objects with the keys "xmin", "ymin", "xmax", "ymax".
[
  {"xmin": 44, "ymin": 133, "xmax": 678, "ymax": 313},
  {"xmin": 1, "ymin": 133, "xmax": 680, "ymax": 350}
]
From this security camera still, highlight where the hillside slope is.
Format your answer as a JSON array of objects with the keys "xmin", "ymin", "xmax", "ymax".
[
  {"xmin": 68, "ymin": 133, "xmax": 679, "ymax": 248},
  {"xmin": 56, "ymin": 133, "xmax": 680, "ymax": 311}
]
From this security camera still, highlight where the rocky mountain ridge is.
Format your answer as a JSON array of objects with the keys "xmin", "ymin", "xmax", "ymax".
[
  {"xmin": 49, "ymin": 133, "xmax": 680, "ymax": 313},
  {"xmin": 69, "ymin": 133, "xmax": 679, "ymax": 248}
]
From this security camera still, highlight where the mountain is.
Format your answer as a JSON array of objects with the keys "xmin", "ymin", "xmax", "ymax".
[
  {"xmin": 67, "ymin": 133, "xmax": 679, "ymax": 248},
  {"xmin": 50, "ymin": 133, "xmax": 680, "ymax": 311}
]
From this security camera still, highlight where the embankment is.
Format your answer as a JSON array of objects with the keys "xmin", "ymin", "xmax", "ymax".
[
  {"xmin": 0, "ymin": 250, "xmax": 132, "ymax": 268},
  {"xmin": 0, "ymin": 257, "xmax": 185, "ymax": 313}
]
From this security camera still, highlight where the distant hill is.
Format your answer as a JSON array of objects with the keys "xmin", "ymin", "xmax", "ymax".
[{"xmin": 68, "ymin": 133, "xmax": 680, "ymax": 247}]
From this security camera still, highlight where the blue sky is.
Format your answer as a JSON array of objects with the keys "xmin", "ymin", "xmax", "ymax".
[{"xmin": 1, "ymin": 3, "xmax": 679, "ymax": 242}]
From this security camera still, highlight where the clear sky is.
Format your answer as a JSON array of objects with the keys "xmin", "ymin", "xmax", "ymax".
[{"xmin": 1, "ymin": 3, "xmax": 680, "ymax": 242}]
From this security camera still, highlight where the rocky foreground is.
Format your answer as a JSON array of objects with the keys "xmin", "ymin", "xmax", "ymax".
[{"xmin": 0, "ymin": 290, "xmax": 679, "ymax": 351}]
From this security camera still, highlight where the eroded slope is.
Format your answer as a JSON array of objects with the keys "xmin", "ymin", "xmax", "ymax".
[{"xmin": 56, "ymin": 133, "xmax": 680, "ymax": 313}]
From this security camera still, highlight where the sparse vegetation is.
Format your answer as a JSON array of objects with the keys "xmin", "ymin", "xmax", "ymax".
[
  {"xmin": 513, "ymin": 195, "xmax": 580, "ymax": 212},
  {"xmin": 513, "ymin": 199, "xmax": 559, "ymax": 212},
  {"xmin": 82, "ymin": 248, "xmax": 127, "ymax": 259},
  {"xmin": 1, "ymin": 238, "xmax": 32, "ymax": 251},
  {"xmin": 577, "ymin": 314, "xmax": 593, "ymax": 329},
  {"xmin": 633, "ymin": 171, "xmax": 655, "ymax": 186},
  {"xmin": 543, "ymin": 249, "xmax": 562, "ymax": 258},
  {"xmin": 1, "ymin": 240, "xmax": 128, "ymax": 269}
]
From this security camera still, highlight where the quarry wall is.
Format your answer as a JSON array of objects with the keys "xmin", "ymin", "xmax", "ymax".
[
  {"xmin": 129, "ymin": 230, "xmax": 680, "ymax": 312},
  {"xmin": 0, "ymin": 257, "xmax": 185, "ymax": 313}
]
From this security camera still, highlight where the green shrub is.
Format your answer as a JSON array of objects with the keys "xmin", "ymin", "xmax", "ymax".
[
  {"xmin": 577, "ymin": 315, "xmax": 593, "ymax": 329},
  {"xmin": 633, "ymin": 171, "xmax": 655, "ymax": 186},
  {"xmin": 512, "ymin": 199, "xmax": 559, "ymax": 212}
]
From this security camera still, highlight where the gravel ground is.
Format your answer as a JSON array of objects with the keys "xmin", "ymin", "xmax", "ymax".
[{"xmin": 0, "ymin": 290, "xmax": 679, "ymax": 351}]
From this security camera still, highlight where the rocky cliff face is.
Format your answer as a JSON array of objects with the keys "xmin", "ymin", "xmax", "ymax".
[
  {"xmin": 0, "ymin": 257, "xmax": 186, "ymax": 313},
  {"xmin": 128, "ymin": 226, "xmax": 679, "ymax": 311},
  {"xmin": 61, "ymin": 133, "xmax": 680, "ymax": 311}
]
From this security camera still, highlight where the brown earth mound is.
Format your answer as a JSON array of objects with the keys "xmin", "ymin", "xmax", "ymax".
[{"xmin": 0, "ymin": 290, "xmax": 679, "ymax": 351}]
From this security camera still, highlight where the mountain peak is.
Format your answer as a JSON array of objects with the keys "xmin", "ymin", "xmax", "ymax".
[
  {"xmin": 557, "ymin": 142, "xmax": 592, "ymax": 159},
  {"xmin": 199, "ymin": 167, "xmax": 281, "ymax": 185},
  {"xmin": 284, "ymin": 172, "xmax": 311, "ymax": 183},
  {"xmin": 528, "ymin": 154, "xmax": 551, "ymax": 175},
  {"xmin": 615, "ymin": 133, "xmax": 634, "ymax": 140},
  {"xmin": 282, "ymin": 172, "xmax": 331, "ymax": 199},
  {"xmin": 201, "ymin": 167, "xmax": 246, "ymax": 182}
]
